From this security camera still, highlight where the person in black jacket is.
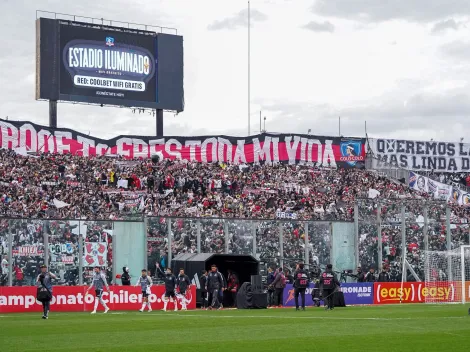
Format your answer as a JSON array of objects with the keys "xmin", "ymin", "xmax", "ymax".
[
  {"xmin": 319, "ymin": 264, "xmax": 340, "ymax": 310},
  {"xmin": 121, "ymin": 267, "xmax": 131, "ymax": 286},
  {"xmin": 293, "ymin": 263, "xmax": 309, "ymax": 311},
  {"xmin": 200, "ymin": 270, "xmax": 209, "ymax": 309},
  {"xmin": 226, "ymin": 270, "xmax": 239, "ymax": 308},
  {"xmin": 205, "ymin": 264, "xmax": 226, "ymax": 310},
  {"xmin": 377, "ymin": 267, "xmax": 391, "ymax": 282},
  {"xmin": 365, "ymin": 268, "xmax": 376, "ymax": 282},
  {"xmin": 285, "ymin": 270, "xmax": 294, "ymax": 285},
  {"xmin": 356, "ymin": 267, "xmax": 365, "ymax": 283},
  {"xmin": 177, "ymin": 269, "xmax": 191, "ymax": 294},
  {"xmin": 156, "ymin": 263, "xmax": 178, "ymax": 312},
  {"xmin": 270, "ymin": 267, "xmax": 286, "ymax": 307},
  {"xmin": 176, "ymin": 269, "xmax": 191, "ymax": 311}
]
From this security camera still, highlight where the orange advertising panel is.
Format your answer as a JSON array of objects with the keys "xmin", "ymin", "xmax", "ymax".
[{"xmin": 374, "ymin": 282, "xmax": 470, "ymax": 304}]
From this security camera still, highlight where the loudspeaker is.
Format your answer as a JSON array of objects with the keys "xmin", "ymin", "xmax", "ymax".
[
  {"xmin": 251, "ymin": 275, "xmax": 262, "ymax": 291},
  {"xmin": 252, "ymin": 292, "xmax": 268, "ymax": 308}
]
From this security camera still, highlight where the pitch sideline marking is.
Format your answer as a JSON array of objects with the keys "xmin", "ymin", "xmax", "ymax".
[{"xmin": 171, "ymin": 314, "xmax": 467, "ymax": 321}]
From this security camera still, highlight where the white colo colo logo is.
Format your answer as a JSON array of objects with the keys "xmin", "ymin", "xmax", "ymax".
[{"xmin": 63, "ymin": 37, "xmax": 155, "ymax": 92}]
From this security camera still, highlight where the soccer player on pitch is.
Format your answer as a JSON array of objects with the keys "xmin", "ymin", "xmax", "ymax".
[
  {"xmin": 135, "ymin": 269, "xmax": 153, "ymax": 312},
  {"xmin": 176, "ymin": 268, "xmax": 191, "ymax": 311},
  {"xmin": 156, "ymin": 263, "xmax": 178, "ymax": 312},
  {"xmin": 86, "ymin": 266, "xmax": 110, "ymax": 314}
]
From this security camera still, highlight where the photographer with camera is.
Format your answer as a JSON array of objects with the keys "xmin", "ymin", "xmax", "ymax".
[
  {"xmin": 36, "ymin": 265, "xmax": 57, "ymax": 319},
  {"xmin": 356, "ymin": 267, "xmax": 365, "ymax": 283},
  {"xmin": 310, "ymin": 264, "xmax": 321, "ymax": 281}
]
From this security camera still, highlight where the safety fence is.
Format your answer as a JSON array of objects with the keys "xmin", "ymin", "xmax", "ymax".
[{"xmin": 0, "ymin": 199, "xmax": 468, "ymax": 288}]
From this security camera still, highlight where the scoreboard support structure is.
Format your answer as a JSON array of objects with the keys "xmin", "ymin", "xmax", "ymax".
[
  {"xmin": 49, "ymin": 100, "xmax": 57, "ymax": 128},
  {"xmin": 156, "ymin": 109, "xmax": 164, "ymax": 136}
]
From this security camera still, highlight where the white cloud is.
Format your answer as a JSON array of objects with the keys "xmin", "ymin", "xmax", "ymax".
[
  {"xmin": 208, "ymin": 8, "xmax": 267, "ymax": 30},
  {"xmin": 311, "ymin": 0, "xmax": 470, "ymax": 23},
  {"xmin": 302, "ymin": 20, "xmax": 334, "ymax": 33},
  {"xmin": 431, "ymin": 19, "xmax": 460, "ymax": 34}
]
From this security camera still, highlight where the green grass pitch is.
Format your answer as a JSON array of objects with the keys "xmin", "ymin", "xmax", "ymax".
[{"xmin": 1, "ymin": 305, "xmax": 470, "ymax": 352}]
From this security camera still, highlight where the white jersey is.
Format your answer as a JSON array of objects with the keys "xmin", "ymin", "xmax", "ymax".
[
  {"xmin": 135, "ymin": 276, "xmax": 152, "ymax": 292},
  {"xmin": 1, "ymin": 258, "xmax": 8, "ymax": 275},
  {"xmin": 90, "ymin": 272, "xmax": 108, "ymax": 291}
]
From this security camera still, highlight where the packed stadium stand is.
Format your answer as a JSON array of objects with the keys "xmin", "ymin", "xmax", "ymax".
[{"xmin": 0, "ymin": 145, "xmax": 469, "ymax": 285}]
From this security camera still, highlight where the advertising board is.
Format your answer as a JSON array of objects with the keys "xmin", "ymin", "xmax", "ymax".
[
  {"xmin": 373, "ymin": 282, "xmax": 470, "ymax": 304},
  {"xmin": 0, "ymin": 285, "xmax": 196, "ymax": 313},
  {"xmin": 283, "ymin": 283, "xmax": 373, "ymax": 306}
]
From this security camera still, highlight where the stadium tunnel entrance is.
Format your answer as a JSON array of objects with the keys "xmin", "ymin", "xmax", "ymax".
[{"xmin": 171, "ymin": 253, "xmax": 259, "ymax": 306}]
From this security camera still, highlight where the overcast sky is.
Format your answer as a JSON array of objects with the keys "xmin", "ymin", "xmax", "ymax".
[{"xmin": 1, "ymin": 0, "xmax": 470, "ymax": 141}]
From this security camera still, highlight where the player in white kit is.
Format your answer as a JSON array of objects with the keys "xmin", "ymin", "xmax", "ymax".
[{"xmin": 86, "ymin": 266, "xmax": 110, "ymax": 314}]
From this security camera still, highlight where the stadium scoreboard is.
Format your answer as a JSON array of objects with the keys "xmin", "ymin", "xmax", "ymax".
[{"xmin": 36, "ymin": 18, "xmax": 184, "ymax": 112}]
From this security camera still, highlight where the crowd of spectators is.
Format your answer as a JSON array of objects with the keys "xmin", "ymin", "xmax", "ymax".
[
  {"xmin": 426, "ymin": 171, "xmax": 470, "ymax": 191},
  {"xmin": 1, "ymin": 148, "xmax": 470, "ymax": 285},
  {"xmin": 0, "ymin": 218, "xmax": 112, "ymax": 286},
  {"xmin": 0, "ymin": 148, "xmax": 424, "ymax": 221}
]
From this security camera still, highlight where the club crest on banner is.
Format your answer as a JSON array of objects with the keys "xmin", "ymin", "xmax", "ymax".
[
  {"xmin": 339, "ymin": 140, "xmax": 364, "ymax": 166},
  {"xmin": 105, "ymin": 37, "xmax": 115, "ymax": 47}
]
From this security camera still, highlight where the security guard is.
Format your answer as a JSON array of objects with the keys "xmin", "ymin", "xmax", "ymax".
[
  {"xmin": 320, "ymin": 264, "xmax": 340, "ymax": 310},
  {"xmin": 293, "ymin": 263, "xmax": 309, "ymax": 311}
]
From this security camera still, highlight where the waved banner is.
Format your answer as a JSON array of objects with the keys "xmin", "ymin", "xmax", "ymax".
[
  {"xmin": 409, "ymin": 172, "xmax": 470, "ymax": 206},
  {"xmin": 0, "ymin": 285, "xmax": 196, "ymax": 313},
  {"xmin": 83, "ymin": 242, "xmax": 108, "ymax": 267},
  {"xmin": 370, "ymin": 138, "xmax": 470, "ymax": 173},
  {"xmin": 373, "ymin": 282, "xmax": 470, "ymax": 304},
  {"xmin": 0, "ymin": 119, "xmax": 365, "ymax": 167},
  {"xmin": 283, "ymin": 283, "xmax": 373, "ymax": 306}
]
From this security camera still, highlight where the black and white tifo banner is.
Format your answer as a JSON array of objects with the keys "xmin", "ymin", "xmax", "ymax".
[
  {"xmin": 370, "ymin": 138, "xmax": 470, "ymax": 173},
  {"xmin": 409, "ymin": 172, "xmax": 470, "ymax": 206}
]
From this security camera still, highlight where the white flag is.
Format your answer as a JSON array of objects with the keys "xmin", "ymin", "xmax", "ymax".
[
  {"xmin": 368, "ymin": 188, "xmax": 380, "ymax": 199},
  {"xmin": 53, "ymin": 199, "xmax": 70, "ymax": 208}
]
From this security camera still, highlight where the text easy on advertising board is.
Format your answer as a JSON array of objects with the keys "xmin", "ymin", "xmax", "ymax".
[
  {"xmin": 370, "ymin": 138, "xmax": 470, "ymax": 173},
  {"xmin": 0, "ymin": 285, "xmax": 196, "ymax": 313},
  {"xmin": 373, "ymin": 282, "xmax": 470, "ymax": 304}
]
